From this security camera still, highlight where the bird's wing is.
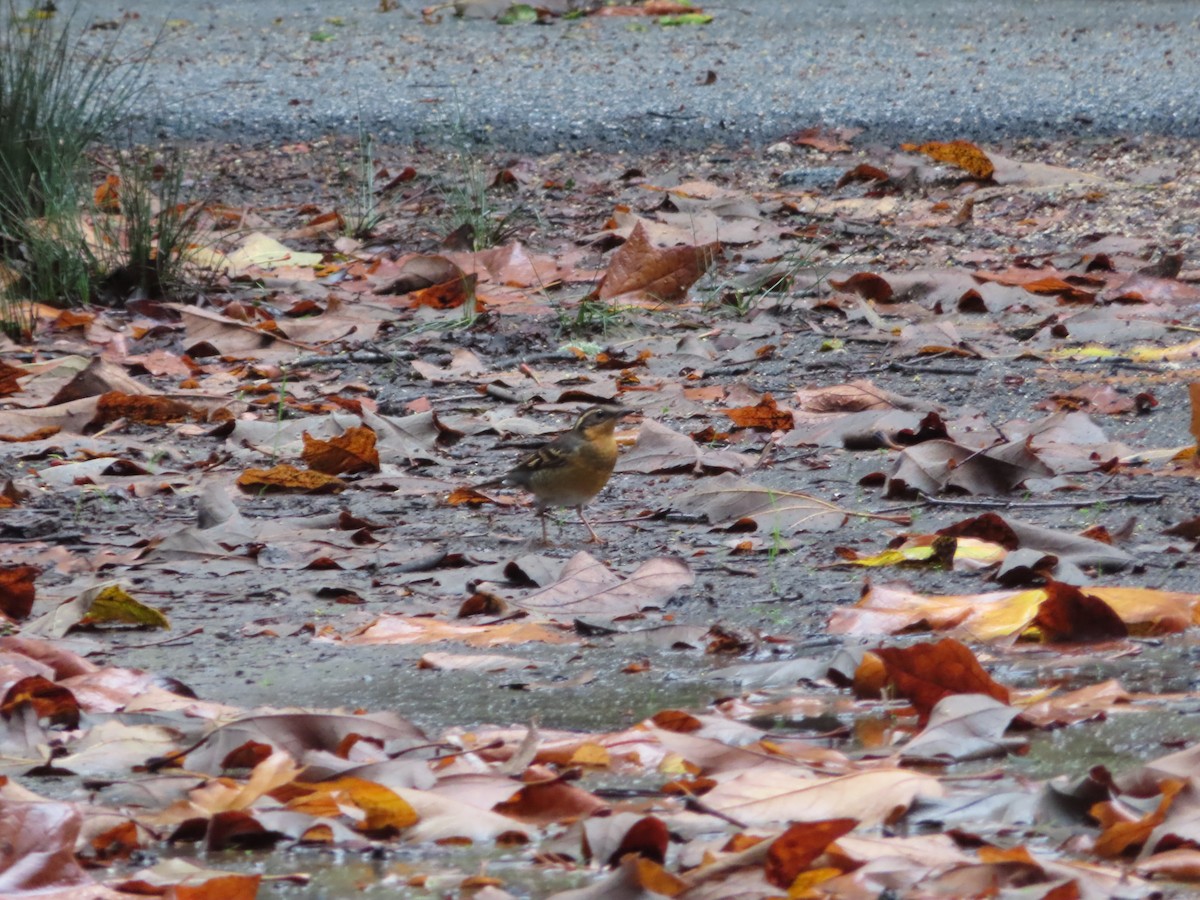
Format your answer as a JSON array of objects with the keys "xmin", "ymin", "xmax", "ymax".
[{"xmin": 515, "ymin": 442, "xmax": 573, "ymax": 473}]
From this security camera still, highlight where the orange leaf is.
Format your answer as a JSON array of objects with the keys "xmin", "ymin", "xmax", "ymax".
[
  {"xmin": 873, "ymin": 637, "xmax": 1009, "ymax": 724},
  {"xmin": 652, "ymin": 709, "xmax": 703, "ymax": 733},
  {"xmin": 301, "ymin": 426, "xmax": 380, "ymax": 475},
  {"xmin": 764, "ymin": 819, "xmax": 858, "ymax": 889},
  {"xmin": 1093, "ymin": 779, "xmax": 1185, "ymax": 857},
  {"xmin": 904, "ymin": 139, "xmax": 995, "ymax": 179},
  {"xmin": 236, "ymin": 464, "xmax": 346, "ymax": 493},
  {"xmin": 94, "ymin": 174, "xmax": 121, "ymax": 212},
  {"xmin": 724, "ymin": 394, "xmax": 794, "ymax": 431},
  {"xmin": 405, "ymin": 274, "xmax": 475, "ymax": 309},
  {"xmin": 1189, "ymin": 383, "xmax": 1200, "ymax": 447},
  {"xmin": 171, "ymin": 874, "xmax": 262, "ymax": 900}
]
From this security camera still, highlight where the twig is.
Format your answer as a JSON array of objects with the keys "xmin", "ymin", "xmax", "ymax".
[
  {"xmin": 107, "ymin": 628, "xmax": 203, "ymax": 651},
  {"xmin": 919, "ymin": 493, "xmax": 1165, "ymax": 510},
  {"xmin": 287, "ymin": 350, "xmax": 413, "ymax": 368},
  {"xmin": 888, "ymin": 360, "xmax": 981, "ymax": 376}
]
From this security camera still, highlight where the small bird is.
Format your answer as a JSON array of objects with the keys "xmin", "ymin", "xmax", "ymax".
[{"xmin": 475, "ymin": 405, "xmax": 626, "ymax": 544}]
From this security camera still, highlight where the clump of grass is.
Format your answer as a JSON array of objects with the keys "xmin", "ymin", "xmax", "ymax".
[
  {"xmin": 0, "ymin": 1, "xmax": 148, "ymax": 328},
  {"xmin": 561, "ymin": 297, "xmax": 630, "ymax": 337},
  {"xmin": 441, "ymin": 151, "xmax": 534, "ymax": 251},
  {"xmin": 343, "ymin": 126, "xmax": 386, "ymax": 240},
  {"xmin": 90, "ymin": 150, "xmax": 211, "ymax": 304}
]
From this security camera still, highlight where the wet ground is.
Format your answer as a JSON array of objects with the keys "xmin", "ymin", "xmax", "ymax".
[{"xmin": 6, "ymin": 134, "xmax": 1200, "ymax": 896}]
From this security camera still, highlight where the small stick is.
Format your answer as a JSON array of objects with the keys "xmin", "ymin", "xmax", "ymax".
[{"xmin": 920, "ymin": 493, "xmax": 1164, "ymax": 510}]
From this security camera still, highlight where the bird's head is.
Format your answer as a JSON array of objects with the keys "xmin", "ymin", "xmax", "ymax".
[{"xmin": 572, "ymin": 405, "xmax": 627, "ymax": 440}]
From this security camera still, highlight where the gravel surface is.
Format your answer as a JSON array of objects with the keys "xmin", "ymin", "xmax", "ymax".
[{"xmin": 76, "ymin": 0, "xmax": 1200, "ymax": 151}]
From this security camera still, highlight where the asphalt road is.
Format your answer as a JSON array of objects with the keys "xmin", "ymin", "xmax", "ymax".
[{"xmin": 80, "ymin": 0, "xmax": 1200, "ymax": 150}]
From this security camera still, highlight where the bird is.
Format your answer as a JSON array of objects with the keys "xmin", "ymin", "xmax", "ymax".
[{"xmin": 474, "ymin": 405, "xmax": 626, "ymax": 544}]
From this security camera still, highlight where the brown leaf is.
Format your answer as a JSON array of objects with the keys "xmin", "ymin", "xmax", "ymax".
[
  {"xmin": 0, "ymin": 802, "xmax": 91, "ymax": 892},
  {"xmin": 236, "ymin": 464, "xmax": 346, "ymax": 493},
  {"xmin": 1190, "ymin": 384, "xmax": 1200, "ymax": 448},
  {"xmin": 301, "ymin": 426, "xmax": 380, "ymax": 475},
  {"xmin": 836, "ymin": 163, "xmax": 890, "ymax": 187},
  {"xmin": 873, "ymin": 637, "xmax": 1010, "ymax": 725},
  {"xmin": 901, "ymin": 693, "xmax": 1020, "ymax": 761},
  {"xmin": 678, "ymin": 472, "xmax": 906, "ymax": 533},
  {"xmin": 511, "ymin": 553, "xmax": 694, "ymax": 620},
  {"xmin": 828, "ymin": 272, "xmax": 894, "ymax": 302},
  {"xmin": 0, "ymin": 564, "xmax": 38, "ymax": 619},
  {"xmin": 764, "ymin": 819, "xmax": 858, "ymax": 889},
  {"xmin": 93, "ymin": 391, "xmax": 199, "ymax": 427},
  {"xmin": 1, "ymin": 674, "xmax": 81, "ymax": 728},
  {"xmin": 606, "ymin": 815, "xmax": 669, "ymax": 866},
  {"xmin": 172, "ymin": 873, "xmax": 263, "ymax": 900},
  {"xmin": 1033, "ymin": 581, "xmax": 1128, "ymax": 643},
  {"xmin": 596, "ymin": 221, "xmax": 720, "ymax": 303}
]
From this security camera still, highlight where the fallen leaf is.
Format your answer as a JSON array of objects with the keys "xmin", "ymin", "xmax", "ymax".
[{"xmin": 874, "ymin": 637, "xmax": 1010, "ymax": 724}]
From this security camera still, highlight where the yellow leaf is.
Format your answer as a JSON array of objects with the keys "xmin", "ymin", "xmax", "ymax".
[
  {"xmin": 570, "ymin": 743, "xmax": 611, "ymax": 768},
  {"xmin": 81, "ymin": 584, "xmax": 170, "ymax": 629}
]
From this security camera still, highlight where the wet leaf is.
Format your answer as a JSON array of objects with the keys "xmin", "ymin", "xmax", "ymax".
[
  {"xmin": 676, "ymin": 472, "xmax": 907, "ymax": 533},
  {"xmin": 902, "ymin": 693, "xmax": 1021, "ymax": 761},
  {"xmin": 301, "ymin": 426, "xmax": 380, "ymax": 475},
  {"xmin": 1, "ymin": 675, "xmax": 81, "ymax": 727},
  {"xmin": 512, "ymin": 553, "xmax": 694, "ymax": 620},
  {"xmin": 0, "ymin": 564, "xmax": 38, "ymax": 619},
  {"xmin": 764, "ymin": 818, "xmax": 858, "ymax": 888},
  {"xmin": 874, "ymin": 637, "xmax": 1010, "ymax": 724}
]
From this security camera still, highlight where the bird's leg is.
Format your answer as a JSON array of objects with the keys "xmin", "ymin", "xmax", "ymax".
[
  {"xmin": 539, "ymin": 507, "xmax": 551, "ymax": 545},
  {"xmin": 577, "ymin": 506, "xmax": 605, "ymax": 544}
]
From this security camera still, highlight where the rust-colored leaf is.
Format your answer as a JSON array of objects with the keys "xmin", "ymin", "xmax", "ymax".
[
  {"xmin": 607, "ymin": 815, "xmax": 669, "ymax": 866},
  {"xmin": 1033, "ymin": 581, "xmax": 1128, "ymax": 643},
  {"xmin": 1189, "ymin": 384, "xmax": 1200, "ymax": 448},
  {"xmin": 828, "ymin": 272, "xmax": 894, "ymax": 302},
  {"xmin": 0, "ymin": 360, "xmax": 25, "ymax": 397},
  {"xmin": 723, "ymin": 393, "xmax": 794, "ymax": 431},
  {"xmin": 836, "ymin": 163, "xmax": 890, "ymax": 187},
  {"xmin": 1, "ymin": 674, "xmax": 81, "ymax": 728},
  {"xmin": 764, "ymin": 818, "xmax": 858, "ymax": 889},
  {"xmin": 874, "ymin": 637, "xmax": 1010, "ymax": 724},
  {"xmin": 406, "ymin": 274, "xmax": 475, "ymax": 309},
  {"xmin": 93, "ymin": 391, "xmax": 198, "ymax": 427},
  {"xmin": 90, "ymin": 820, "xmax": 140, "ymax": 861},
  {"xmin": 0, "ymin": 564, "xmax": 38, "ymax": 619},
  {"xmin": 301, "ymin": 426, "xmax": 379, "ymax": 475}
]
